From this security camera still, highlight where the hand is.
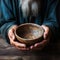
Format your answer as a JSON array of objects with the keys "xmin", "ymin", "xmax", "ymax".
[
  {"xmin": 8, "ymin": 25, "xmax": 29, "ymax": 50},
  {"xmin": 30, "ymin": 25, "xmax": 52, "ymax": 50}
]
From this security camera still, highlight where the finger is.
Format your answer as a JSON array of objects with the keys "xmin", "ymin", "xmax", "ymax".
[
  {"xmin": 11, "ymin": 41, "xmax": 26, "ymax": 48},
  {"xmin": 8, "ymin": 32, "xmax": 15, "ymax": 45},
  {"xmin": 30, "ymin": 37, "xmax": 50, "ymax": 50},
  {"xmin": 43, "ymin": 28, "xmax": 49, "ymax": 39},
  {"xmin": 34, "ymin": 40, "xmax": 47, "ymax": 47},
  {"xmin": 43, "ymin": 31, "xmax": 48, "ymax": 39},
  {"xmin": 9, "ymin": 33, "xmax": 15, "ymax": 40},
  {"xmin": 8, "ymin": 28, "xmax": 16, "ymax": 42},
  {"xmin": 41, "ymin": 25, "xmax": 49, "ymax": 39},
  {"xmin": 11, "ymin": 41, "xmax": 29, "ymax": 50},
  {"xmin": 30, "ymin": 45, "xmax": 34, "ymax": 49},
  {"xmin": 30, "ymin": 40, "xmax": 47, "ymax": 50},
  {"xmin": 30, "ymin": 45, "xmax": 42, "ymax": 51}
]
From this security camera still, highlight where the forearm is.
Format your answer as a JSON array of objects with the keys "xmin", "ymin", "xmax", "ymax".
[
  {"xmin": 42, "ymin": 0, "xmax": 59, "ymax": 38},
  {"xmin": 0, "ymin": 21, "xmax": 17, "ymax": 43},
  {"xmin": 0, "ymin": 0, "xmax": 18, "ymax": 43}
]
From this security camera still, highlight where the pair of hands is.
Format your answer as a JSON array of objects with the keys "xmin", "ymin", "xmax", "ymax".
[{"xmin": 8, "ymin": 25, "xmax": 52, "ymax": 51}]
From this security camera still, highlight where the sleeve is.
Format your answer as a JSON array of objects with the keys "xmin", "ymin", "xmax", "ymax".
[
  {"xmin": 42, "ymin": 0, "xmax": 59, "ymax": 38},
  {"xmin": 0, "ymin": 0, "xmax": 17, "ymax": 43}
]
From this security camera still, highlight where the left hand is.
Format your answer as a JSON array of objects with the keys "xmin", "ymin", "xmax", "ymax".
[{"xmin": 29, "ymin": 25, "xmax": 52, "ymax": 50}]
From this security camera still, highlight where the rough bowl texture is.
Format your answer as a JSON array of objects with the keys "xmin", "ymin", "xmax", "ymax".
[{"xmin": 15, "ymin": 23, "xmax": 44, "ymax": 45}]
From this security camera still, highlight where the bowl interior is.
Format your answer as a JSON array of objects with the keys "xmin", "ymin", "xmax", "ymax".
[{"xmin": 16, "ymin": 23, "xmax": 44, "ymax": 40}]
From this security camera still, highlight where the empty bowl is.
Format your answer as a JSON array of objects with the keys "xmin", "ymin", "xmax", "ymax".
[{"xmin": 15, "ymin": 23, "xmax": 44, "ymax": 45}]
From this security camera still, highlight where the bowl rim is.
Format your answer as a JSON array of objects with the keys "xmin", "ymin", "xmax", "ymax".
[{"xmin": 15, "ymin": 23, "xmax": 44, "ymax": 41}]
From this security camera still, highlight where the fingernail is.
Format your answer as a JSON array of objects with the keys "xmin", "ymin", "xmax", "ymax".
[
  {"xmin": 34, "ymin": 44, "xmax": 37, "ymax": 47},
  {"xmin": 30, "ymin": 46, "xmax": 33, "ymax": 49}
]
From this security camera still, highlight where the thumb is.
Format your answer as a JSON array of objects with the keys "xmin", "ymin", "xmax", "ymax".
[
  {"xmin": 43, "ymin": 31, "xmax": 48, "ymax": 39},
  {"xmin": 8, "ymin": 27, "xmax": 15, "ymax": 41},
  {"xmin": 41, "ymin": 25, "xmax": 49, "ymax": 39}
]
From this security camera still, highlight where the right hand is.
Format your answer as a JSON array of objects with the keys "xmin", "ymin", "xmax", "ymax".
[{"xmin": 8, "ymin": 25, "xmax": 29, "ymax": 50}]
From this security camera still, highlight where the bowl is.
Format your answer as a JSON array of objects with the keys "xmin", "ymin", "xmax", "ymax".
[{"xmin": 15, "ymin": 23, "xmax": 44, "ymax": 46}]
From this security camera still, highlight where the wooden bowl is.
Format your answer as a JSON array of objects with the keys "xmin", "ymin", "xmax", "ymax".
[{"xmin": 15, "ymin": 23, "xmax": 44, "ymax": 45}]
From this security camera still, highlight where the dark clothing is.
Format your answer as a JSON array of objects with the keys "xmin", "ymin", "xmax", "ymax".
[{"xmin": 0, "ymin": 0, "xmax": 59, "ymax": 43}]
